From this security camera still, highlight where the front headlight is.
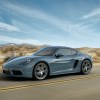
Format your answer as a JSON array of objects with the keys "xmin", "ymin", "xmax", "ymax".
[{"xmin": 19, "ymin": 58, "xmax": 34, "ymax": 65}]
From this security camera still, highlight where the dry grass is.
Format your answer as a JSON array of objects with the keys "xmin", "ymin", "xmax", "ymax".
[
  {"xmin": 0, "ymin": 44, "xmax": 43, "ymax": 65},
  {"xmin": 76, "ymin": 47, "xmax": 100, "ymax": 63},
  {"xmin": 0, "ymin": 45, "xmax": 100, "ymax": 66}
]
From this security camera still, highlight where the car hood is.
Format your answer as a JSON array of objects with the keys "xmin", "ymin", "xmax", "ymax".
[{"xmin": 3, "ymin": 55, "xmax": 39, "ymax": 67}]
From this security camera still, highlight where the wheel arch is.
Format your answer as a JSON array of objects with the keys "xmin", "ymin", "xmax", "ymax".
[
  {"xmin": 80, "ymin": 58, "xmax": 92, "ymax": 75},
  {"xmin": 81, "ymin": 58, "xmax": 93, "ymax": 67},
  {"xmin": 32, "ymin": 61, "xmax": 50, "ymax": 77}
]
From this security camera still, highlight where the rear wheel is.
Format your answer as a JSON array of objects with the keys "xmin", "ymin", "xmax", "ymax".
[
  {"xmin": 33, "ymin": 62, "xmax": 49, "ymax": 80},
  {"xmin": 81, "ymin": 59, "xmax": 92, "ymax": 75}
]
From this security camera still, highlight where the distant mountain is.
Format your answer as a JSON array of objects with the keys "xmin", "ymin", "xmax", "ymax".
[
  {"xmin": 0, "ymin": 43, "xmax": 17, "ymax": 47},
  {"xmin": 0, "ymin": 43, "xmax": 50, "ymax": 48}
]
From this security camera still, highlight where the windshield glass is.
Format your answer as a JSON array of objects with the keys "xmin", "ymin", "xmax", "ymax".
[{"xmin": 33, "ymin": 47, "xmax": 57, "ymax": 56}]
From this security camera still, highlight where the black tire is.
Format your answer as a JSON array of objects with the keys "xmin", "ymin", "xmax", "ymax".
[
  {"xmin": 33, "ymin": 62, "xmax": 49, "ymax": 80},
  {"xmin": 81, "ymin": 59, "xmax": 92, "ymax": 75}
]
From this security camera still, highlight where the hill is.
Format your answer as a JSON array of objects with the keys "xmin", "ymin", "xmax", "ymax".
[{"xmin": 0, "ymin": 44, "xmax": 100, "ymax": 64}]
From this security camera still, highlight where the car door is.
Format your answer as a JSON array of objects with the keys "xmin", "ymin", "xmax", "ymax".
[{"xmin": 51, "ymin": 48, "xmax": 77, "ymax": 74}]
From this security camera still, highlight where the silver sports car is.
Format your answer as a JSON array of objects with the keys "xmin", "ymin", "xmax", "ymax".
[{"xmin": 2, "ymin": 46, "xmax": 92, "ymax": 80}]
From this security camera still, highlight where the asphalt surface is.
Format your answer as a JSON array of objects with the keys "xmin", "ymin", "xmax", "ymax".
[{"xmin": 0, "ymin": 65, "xmax": 100, "ymax": 100}]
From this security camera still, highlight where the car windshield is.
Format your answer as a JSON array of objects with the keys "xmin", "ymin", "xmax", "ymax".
[{"xmin": 33, "ymin": 47, "xmax": 57, "ymax": 56}]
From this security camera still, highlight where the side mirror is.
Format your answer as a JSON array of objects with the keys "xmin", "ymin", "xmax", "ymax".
[{"xmin": 55, "ymin": 53, "xmax": 64, "ymax": 58}]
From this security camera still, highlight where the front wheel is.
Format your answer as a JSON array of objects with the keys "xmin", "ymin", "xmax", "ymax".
[
  {"xmin": 81, "ymin": 59, "xmax": 92, "ymax": 75},
  {"xmin": 33, "ymin": 62, "xmax": 49, "ymax": 80}
]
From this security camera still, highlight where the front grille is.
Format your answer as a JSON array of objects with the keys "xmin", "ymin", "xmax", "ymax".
[
  {"xmin": 3, "ymin": 70, "xmax": 11, "ymax": 75},
  {"xmin": 12, "ymin": 70, "xmax": 22, "ymax": 75}
]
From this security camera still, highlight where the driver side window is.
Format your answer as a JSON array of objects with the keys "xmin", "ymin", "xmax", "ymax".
[{"xmin": 56, "ymin": 48, "xmax": 76, "ymax": 56}]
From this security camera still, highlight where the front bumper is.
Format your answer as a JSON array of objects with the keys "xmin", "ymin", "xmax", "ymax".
[
  {"xmin": 2, "ymin": 65, "xmax": 33, "ymax": 78},
  {"xmin": 3, "ymin": 70, "xmax": 22, "ymax": 75}
]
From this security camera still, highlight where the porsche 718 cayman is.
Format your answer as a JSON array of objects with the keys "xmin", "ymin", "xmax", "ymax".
[{"xmin": 2, "ymin": 46, "xmax": 92, "ymax": 80}]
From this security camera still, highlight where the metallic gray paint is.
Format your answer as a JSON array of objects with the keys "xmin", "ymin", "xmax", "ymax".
[{"xmin": 2, "ymin": 46, "xmax": 92, "ymax": 78}]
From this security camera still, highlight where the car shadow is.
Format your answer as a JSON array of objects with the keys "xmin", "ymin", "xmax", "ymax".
[
  {"xmin": 48, "ymin": 73, "xmax": 80, "ymax": 80},
  {"xmin": 0, "ymin": 72, "xmax": 81, "ymax": 82}
]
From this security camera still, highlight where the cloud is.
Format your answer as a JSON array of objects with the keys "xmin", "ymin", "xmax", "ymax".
[
  {"xmin": 0, "ymin": 34, "xmax": 71, "ymax": 46},
  {"xmin": 0, "ymin": 35, "xmax": 42, "ymax": 45},
  {"xmin": 1, "ymin": 1, "xmax": 99, "ymax": 47},
  {"xmin": 3, "ymin": 2, "xmax": 92, "ymax": 35},
  {"xmin": 0, "ymin": 22, "xmax": 20, "ymax": 32},
  {"xmin": 82, "ymin": 8, "xmax": 100, "ymax": 19}
]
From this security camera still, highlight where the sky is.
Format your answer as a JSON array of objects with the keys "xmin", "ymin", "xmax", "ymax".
[{"xmin": 0, "ymin": 0, "xmax": 100, "ymax": 47}]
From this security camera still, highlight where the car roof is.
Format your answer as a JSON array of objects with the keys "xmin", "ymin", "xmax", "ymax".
[
  {"xmin": 45, "ymin": 46, "xmax": 73, "ymax": 49},
  {"xmin": 44, "ymin": 46, "xmax": 78, "ymax": 52}
]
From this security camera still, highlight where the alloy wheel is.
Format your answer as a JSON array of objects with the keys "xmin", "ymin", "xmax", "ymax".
[{"xmin": 34, "ymin": 62, "xmax": 48, "ymax": 80}]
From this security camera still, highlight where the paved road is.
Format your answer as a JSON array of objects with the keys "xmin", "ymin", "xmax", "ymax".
[{"xmin": 0, "ymin": 65, "xmax": 100, "ymax": 100}]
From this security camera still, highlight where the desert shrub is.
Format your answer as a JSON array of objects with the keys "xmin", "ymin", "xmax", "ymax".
[
  {"xmin": 0, "ymin": 60, "xmax": 3, "ymax": 65},
  {"xmin": 3, "ymin": 57, "xmax": 11, "ymax": 62},
  {"xmin": 96, "ymin": 52, "xmax": 100, "ymax": 57},
  {"xmin": 1, "ymin": 46, "xmax": 14, "ymax": 54},
  {"xmin": 18, "ymin": 52, "xmax": 23, "ymax": 56}
]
